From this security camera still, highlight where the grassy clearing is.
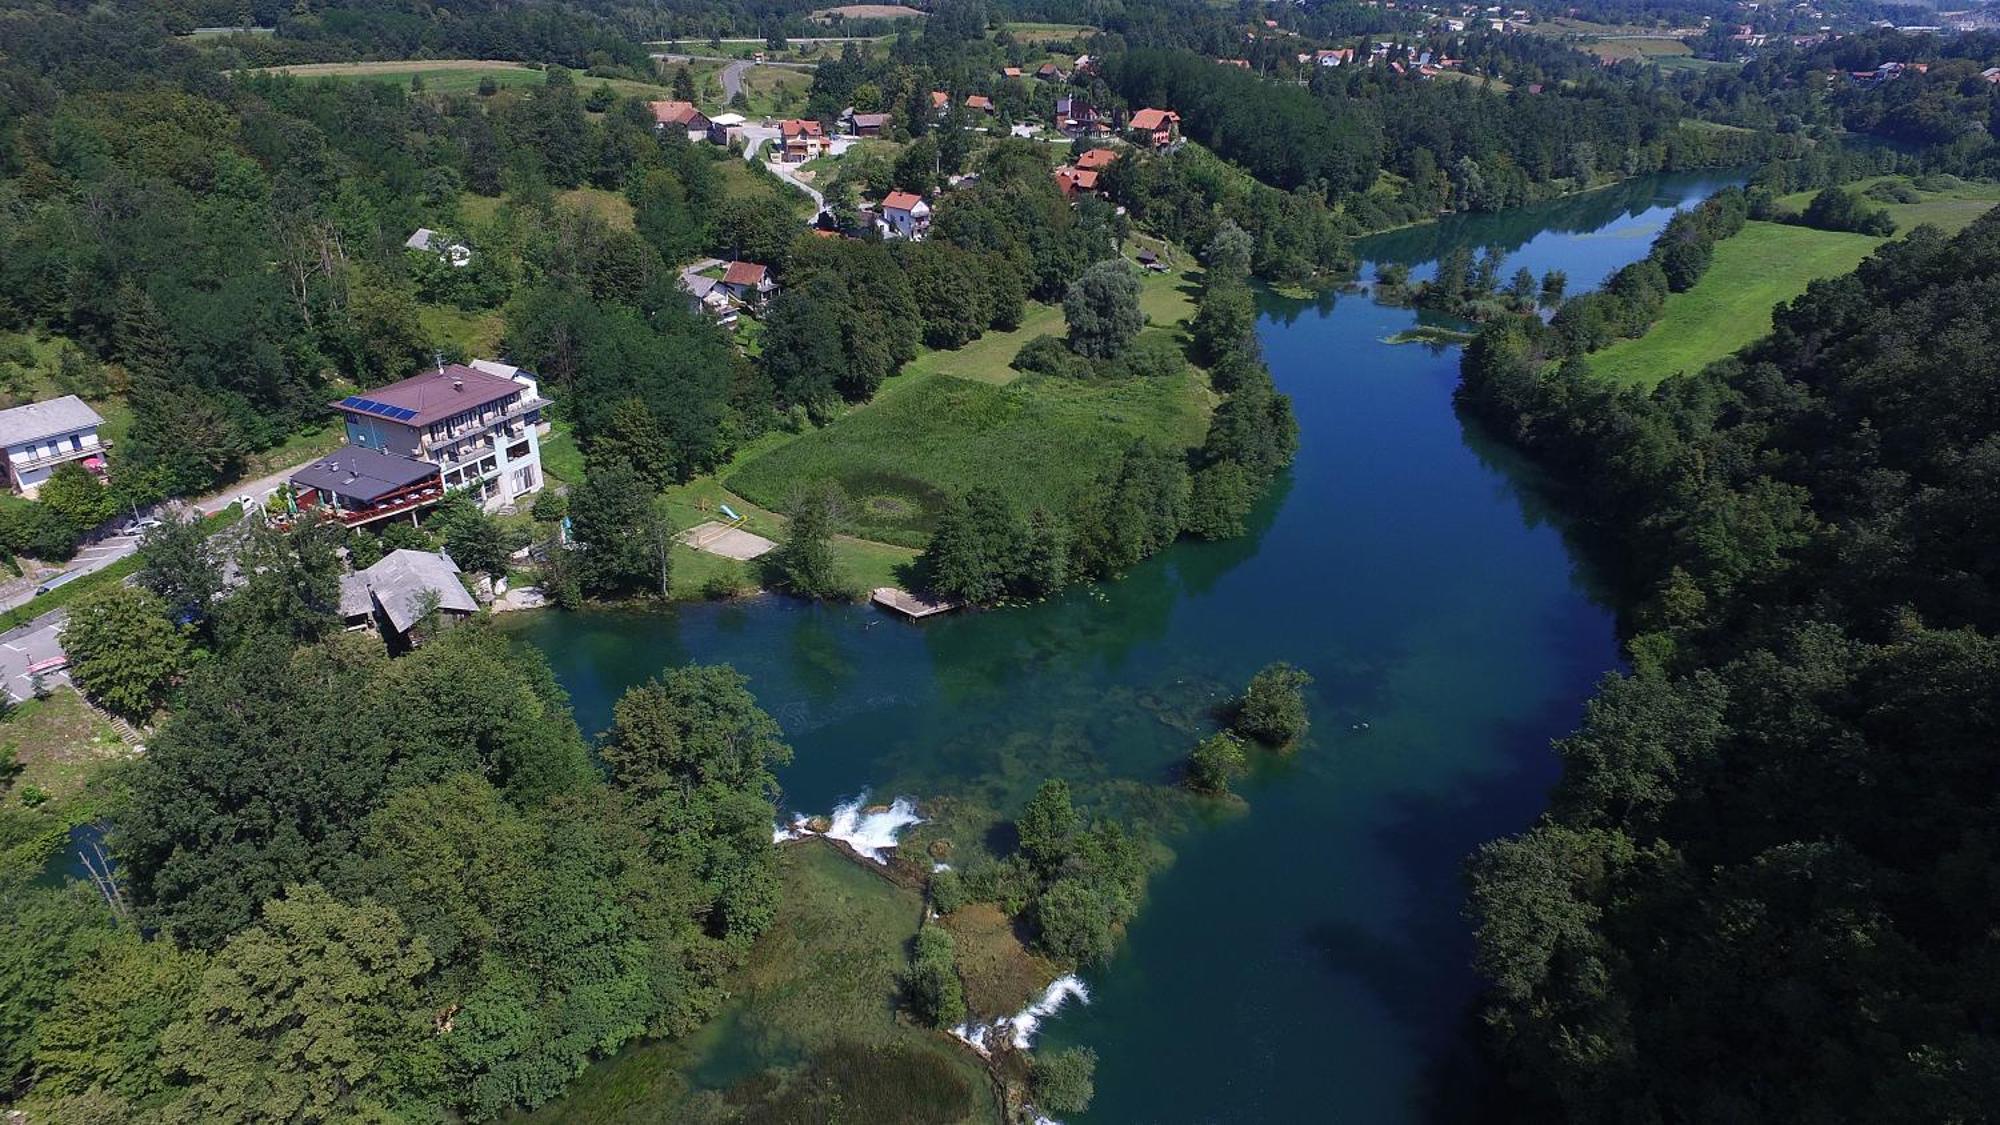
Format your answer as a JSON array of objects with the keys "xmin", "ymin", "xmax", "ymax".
[
  {"xmin": 558, "ymin": 187, "xmax": 636, "ymax": 230},
  {"xmin": 738, "ymin": 66, "xmax": 814, "ymax": 117},
  {"xmin": 998, "ymin": 21, "xmax": 1095, "ymax": 42},
  {"xmin": 662, "ymin": 477, "xmax": 920, "ymax": 596},
  {"xmin": 239, "ymin": 60, "xmax": 668, "ymax": 100},
  {"xmin": 416, "ymin": 305, "xmax": 504, "ymax": 358},
  {"xmin": 726, "ymin": 367, "xmax": 1213, "ymax": 547},
  {"xmin": 538, "ymin": 420, "xmax": 586, "ymax": 486},
  {"xmin": 1585, "ymin": 37, "xmax": 1692, "ymax": 62},
  {"xmin": 1588, "ymin": 222, "xmax": 1880, "ymax": 387},
  {"xmin": 0, "ymin": 688, "xmax": 129, "ymax": 809},
  {"xmin": 528, "ymin": 842, "xmax": 997, "ymax": 1125},
  {"xmin": 1777, "ymin": 175, "xmax": 2000, "ymax": 236}
]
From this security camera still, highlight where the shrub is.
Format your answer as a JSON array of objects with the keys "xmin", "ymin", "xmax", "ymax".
[
  {"xmin": 1233, "ymin": 662, "xmax": 1313, "ymax": 747},
  {"xmin": 900, "ymin": 925, "xmax": 965, "ymax": 1027},
  {"xmin": 929, "ymin": 867, "xmax": 967, "ymax": 915},
  {"xmin": 1185, "ymin": 732, "xmax": 1247, "ymax": 796},
  {"xmin": 1012, "ymin": 333, "xmax": 1091, "ymax": 379},
  {"xmin": 1033, "ymin": 1046, "xmax": 1098, "ymax": 1116},
  {"xmin": 1034, "ymin": 876, "xmax": 1117, "ymax": 965}
]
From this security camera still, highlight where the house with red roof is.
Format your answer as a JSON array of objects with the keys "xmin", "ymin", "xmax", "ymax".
[
  {"xmin": 964, "ymin": 94, "xmax": 994, "ymax": 114},
  {"xmin": 1074, "ymin": 147, "xmax": 1119, "ymax": 172},
  {"xmin": 648, "ymin": 100, "xmax": 712, "ymax": 142},
  {"xmin": 1128, "ymin": 107, "xmax": 1182, "ymax": 150},
  {"xmin": 778, "ymin": 119, "xmax": 829, "ymax": 162},
  {"xmin": 721, "ymin": 261, "xmax": 777, "ymax": 307},
  {"xmin": 879, "ymin": 191, "xmax": 932, "ymax": 240},
  {"xmin": 1053, "ymin": 166, "xmax": 1101, "ymax": 200}
]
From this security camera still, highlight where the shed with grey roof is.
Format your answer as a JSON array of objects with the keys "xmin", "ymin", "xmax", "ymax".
[{"xmin": 353, "ymin": 549, "xmax": 478, "ymax": 639}]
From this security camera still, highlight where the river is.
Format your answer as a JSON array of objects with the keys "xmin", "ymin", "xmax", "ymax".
[{"xmin": 500, "ymin": 171, "xmax": 1739, "ymax": 1123}]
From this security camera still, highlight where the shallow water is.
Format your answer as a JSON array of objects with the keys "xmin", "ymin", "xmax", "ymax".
[{"xmin": 502, "ymin": 171, "xmax": 1740, "ymax": 1122}]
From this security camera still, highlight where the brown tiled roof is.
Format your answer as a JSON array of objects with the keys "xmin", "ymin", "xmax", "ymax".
[
  {"xmin": 965, "ymin": 95, "xmax": 993, "ymax": 110},
  {"xmin": 780, "ymin": 119, "xmax": 823, "ymax": 138},
  {"xmin": 930, "ymin": 90, "xmax": 948, "ymax": 108},
  {"xmin": 1130, "ymin": 108, "xmax": 1178, "ymax": 131},
  {"xmin": 881, "ymin": 191, "xmax": 925, "ymax": 212},
  {"xmin": 333, "ymin": 364, "xmax": 523, "ymax": 428},
  {"xmin": 723, "ymin": 261, "xmax": 769, "ymax": 286},
  {"xmin": 649, "ymin": 100, "xmax": 706, "ymax": 126},
  {"xmin": 1074, "ymin": 147, "xmax": 1119, "ymax": 170}
]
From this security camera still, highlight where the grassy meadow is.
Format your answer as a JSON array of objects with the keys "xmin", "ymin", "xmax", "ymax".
[
  {"xmin": 1589, "ymin": 177, "xmax": 2000, "ymax": 387},
  {"xmin": 726, "ymin": 367, "xmax": 1213, "ymax": 547},
  {"xmin": 1587, "ymin": 222, "xmax": 1880, "ymax": 387}
]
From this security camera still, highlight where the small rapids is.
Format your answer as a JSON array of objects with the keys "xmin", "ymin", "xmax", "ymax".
[
  {"xmin": 951, "ymin": 973, "xmax": 1092, "ymax": 1056},
  {"xmin": 771, "ymin": 793, "xmax": 923, "ymax": 864}
]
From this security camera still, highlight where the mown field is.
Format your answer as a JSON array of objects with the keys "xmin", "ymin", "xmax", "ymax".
[
  {"xmin": 525, "ymin": 843, "xmax": 1000, "ymax": 1125},
  {"xmin": 1589, "ymin": 178, "xmax": 2000, "ymax": 387},
  {"xmin": 726, "ymin": 365, "xmax": 1214, "ymax": 546},
  {"xmin": 1587, "ymin": 221, "xmax": 1880, "ymax": 386}
]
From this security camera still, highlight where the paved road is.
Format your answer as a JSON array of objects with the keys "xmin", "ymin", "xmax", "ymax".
[
  {"xmin": 0, "ymin": 456, "xmax": 316, "ymax": 701},
  {"xmin": 646, "ymin": 36, "xmax": 881, "ymax": 46}
]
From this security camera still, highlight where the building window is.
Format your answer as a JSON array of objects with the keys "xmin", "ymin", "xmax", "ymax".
[
  {"xmin": 513, "ymin": 466, "xmax": 536, "ymax": 493},
  {"xmin": 69, "ymin": 435, "xmax": 81, "ymax": 452},
  {"xmin": 508, "ymin": 442, "xmax": 530, "ymax": 460}
]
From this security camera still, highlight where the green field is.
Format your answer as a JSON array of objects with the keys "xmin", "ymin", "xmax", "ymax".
[
  {"xmin": 525, "ymin": 843, "xmax": 999, "ymax": 1125},
  {"xmin": 726, "ymin": 366, "xmax": 1213, "ymax": 547},
  {"xmin": 1587, "ymin": 222, "xmax": 1881, "ymax": 386},
  {"xmin": 1590, "ymin": 178, "xmax": 2000, "ymax": 387},
  {"xmin": 238, "ymin": 60, "xmax": 669, "ymax": 101},
  {"xmin": 1777, "ymin": 176, "xmax": 2000, "ymax": 236}
]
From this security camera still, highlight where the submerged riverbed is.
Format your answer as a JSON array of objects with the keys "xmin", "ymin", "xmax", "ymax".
[{"xmin": 502, "ymin": 172, "xmax": 1740, "ymax": 1123}]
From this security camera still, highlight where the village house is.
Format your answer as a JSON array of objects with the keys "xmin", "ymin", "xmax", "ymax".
[
  {"xmin": 330, "ymin": 360, "xmax": 548, "ymax": 512},
  {"xmin": 680, "ymin": 275, "xmax": 740, "ymax": 326},
  {"xmin": 1128, "ymin": 107, "xmax": 1182, "ymax": 150},
  {"xmin": 879, "ymin": 191, "xmax": 932, "ymax": 239},
  {"xmin": 1055, "ymin": 95, "xmax": 1110, "ymax": 137},
  {"xmin": 288, "ymin": 444, "xmax": 446, "ymax": 528},
  {"xmin": 930, "ymin": 90, "xmax": 950, "ymax": 116},
  {"xmin": 1002, "ymin": 66, "xmax": 1023, "ymax": 79},
  {"xmin": 339, "ymin": 548, "xmax": 478, "ymax": 648},
  {"xmin": 0, "ymin": 395, "xmax": 105, "ymax": 498},
  {"xmin": 778, "ymin": 118, "xmax": 830, "ymax": 162},
  {"xmin": 1035, "ymin": 61, "xmax": 1068, "ymax": 81},
  {"xmin": 405, "ymin": 228, "xmax": 472, "ymax": 267},
  {"xmin": 722, "ymin": 260, "xmax": 777, "ymax": 308},
  {"xmin": 1053, "ymin": 166, "xmax": 1101, "ymax": 199},
  {"xmin": 1074, "ymin": 147, "xmax": 1120, "ymax": 172},
  {"xmin": 964, "ymin": 94, "xmax": 994, "ymax": 114},
  {"xmin": 847, "ymin": 111, "xmax": 890, "ymax": 136},
  {"xmin": 648, "ymin": 100, "xmax": 712, "ymax": 143}
]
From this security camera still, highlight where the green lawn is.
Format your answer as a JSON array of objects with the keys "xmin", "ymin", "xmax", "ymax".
[
  {"xmin": 1588, "ymin": 221, "xmax": 1882, "ymax": 387},
  {"xmin": 1777, "ymin": 175, "xmax": 2000, "ymax": 237},
  {"xmin": 725, "ymin": 365, "xmax": 1213, "ymax": 547}
]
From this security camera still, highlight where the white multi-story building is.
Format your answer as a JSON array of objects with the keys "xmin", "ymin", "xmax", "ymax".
[
  {"xmin": 333, "ymin": 360, "xmax": 549, "ymax": 512},
  {"xmin": 0, "ymin": 395, "xmax": 106, "ymax": 498}
]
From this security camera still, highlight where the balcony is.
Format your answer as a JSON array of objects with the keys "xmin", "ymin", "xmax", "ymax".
[{"xmin": 11, "ymin": 440, "xmax": 106, "ymax": 473}]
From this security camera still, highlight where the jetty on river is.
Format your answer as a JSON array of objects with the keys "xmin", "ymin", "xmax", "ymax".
[{"xmin": 871, "ymin": 587, "xmax": 960, "ymax": 620}]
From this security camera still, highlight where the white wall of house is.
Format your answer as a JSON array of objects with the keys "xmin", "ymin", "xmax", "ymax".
[{"xmin": 5, "ymin": 426, "xmax": 102, "ymax": 497}]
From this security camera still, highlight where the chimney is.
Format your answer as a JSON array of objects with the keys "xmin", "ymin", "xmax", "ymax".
[{"xmin": 452, "ymin": 375, "xmax": 463, "ymax": 392}]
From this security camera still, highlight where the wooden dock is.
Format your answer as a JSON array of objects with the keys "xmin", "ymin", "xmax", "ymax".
[{"xmin": 870, "ymin": 586, "xmax": 961, "ymax": 621}]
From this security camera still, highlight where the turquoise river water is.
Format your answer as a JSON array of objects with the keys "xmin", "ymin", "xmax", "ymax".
[{"xmin": 502, "ymin": 172, "xmax": 1740, "ymax": 1123}]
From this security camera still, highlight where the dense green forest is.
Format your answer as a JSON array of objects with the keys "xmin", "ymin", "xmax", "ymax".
[{"xmin": 1460, "ymin": 206, "xmax": 2000, "ymax": 1120}]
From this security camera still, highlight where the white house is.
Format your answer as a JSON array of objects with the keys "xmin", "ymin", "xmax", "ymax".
[
  {"xmin": 879, "ymin": 191, "xmax": 932, "ymax": 240},
  {"xmin": 0, "ymin": 395, "xmax": 106, "ymax": 498},
  {"xmin": 405, "ymin": 228, "xmax": 472, "ymax": 267},
  {"xmin": 332, "ymin": 360, "xmax": 548, "ymax": 512}
]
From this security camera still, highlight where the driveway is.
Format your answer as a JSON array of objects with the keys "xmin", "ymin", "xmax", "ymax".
[{"xmin": 0, "ymin": 610, "xmax": 70, "ymax": 701}]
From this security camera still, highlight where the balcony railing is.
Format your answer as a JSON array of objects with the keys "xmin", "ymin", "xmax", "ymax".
[{"xmin": 11, "ymin": 442, "xmax": 106, "ymax": 472}]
